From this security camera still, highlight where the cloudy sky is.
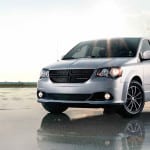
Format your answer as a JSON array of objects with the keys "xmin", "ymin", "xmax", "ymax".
[{"xmin": 0, "ymin": 0, "xmax": 150, "ymax": 82}]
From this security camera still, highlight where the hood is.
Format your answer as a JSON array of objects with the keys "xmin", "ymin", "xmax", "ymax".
[{"xmin": 45, "ymin": 58, "xmax": 137, "ymax": 70}]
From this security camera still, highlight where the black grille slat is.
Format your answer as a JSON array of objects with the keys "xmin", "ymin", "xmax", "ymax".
[
  {"xmin": 50, "ymin": 70, "xmax": 69, "ymax": 76},
  {"xmin": 49, "ymin": 69, "xmax": 94, "ymax": 83},
  {"xmin": 50, "ymin": 77, "xmax": 68, "ymax": 83},
  {"xmin": 70, "ymin": 76, "xmax": 89, "ymax": 83}
]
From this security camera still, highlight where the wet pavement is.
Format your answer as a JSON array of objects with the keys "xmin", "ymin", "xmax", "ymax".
[{"xmin": 1, "ymin": 88, "xmax": 150, "ymax": 150}]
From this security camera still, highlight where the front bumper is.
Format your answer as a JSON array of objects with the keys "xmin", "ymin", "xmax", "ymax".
[{"xmin": 37, "ymin": 77, "xmax": 125, "ymax": 106}]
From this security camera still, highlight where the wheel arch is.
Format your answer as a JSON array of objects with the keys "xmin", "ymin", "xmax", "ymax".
[
  {"xmin": 130, "ymin": 76, "xmax": 142, "ymax": 85},
  {"xmin": 122, "ymin": 74, "xmax": 143, "ymax": 102}
]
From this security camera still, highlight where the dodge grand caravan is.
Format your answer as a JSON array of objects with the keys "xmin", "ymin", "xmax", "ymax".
[{"xmin": 37, "ymin": 37, "xmax": 150, "ymax": 117}]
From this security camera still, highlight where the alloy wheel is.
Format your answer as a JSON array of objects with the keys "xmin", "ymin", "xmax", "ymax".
[{"xmin": 124, "ymin": 81, "xmax": 144, "ymax": 115}]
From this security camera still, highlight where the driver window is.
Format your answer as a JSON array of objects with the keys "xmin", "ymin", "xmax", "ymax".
[{"xmin": 72, "ymin": 45, "xmax": 88, "ymax": 58}]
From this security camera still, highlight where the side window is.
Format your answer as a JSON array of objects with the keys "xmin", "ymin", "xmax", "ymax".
[{"xmin": 141, "ymin": 40, "xmax": 150, "ymax": 53}]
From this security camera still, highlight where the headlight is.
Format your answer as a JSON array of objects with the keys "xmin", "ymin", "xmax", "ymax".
[
  {"xmin": 40, "ymin": 69, "xmax": 49, "ymax": 79},
  {"xmin": 96, "ymin": 67, "xmax": 122, "ymax": 78},
  {"xmin": 109, "ymin": 68, "xmax": 122, "ymax": 78}
]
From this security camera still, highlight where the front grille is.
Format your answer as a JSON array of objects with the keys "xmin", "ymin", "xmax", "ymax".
[{"xmin": 49, "ymin": 69, "xmax": 94, "ymax": 83}]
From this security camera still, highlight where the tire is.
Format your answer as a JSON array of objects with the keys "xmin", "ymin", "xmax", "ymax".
[
  {"xmin": 118, "ymin": 81, "xmax": 145, "ymax": 118},
  {"xmin": 41, "ymin": 103, "xmax": 68, "ymax": 114}
]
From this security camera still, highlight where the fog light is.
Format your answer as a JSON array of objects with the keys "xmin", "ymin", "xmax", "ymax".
[
  {"xmin": 104, "ymin": 93, "xmax": 111, "ymax": 100},
  {"xmin": 38, "ymin": 91, "xmax": 43, "ymax": 98}
]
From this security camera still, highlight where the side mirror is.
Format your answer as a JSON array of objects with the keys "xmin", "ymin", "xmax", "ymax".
[{"xmin": 141, "ymin": 50, "xmax": 150, "ymax": 60}]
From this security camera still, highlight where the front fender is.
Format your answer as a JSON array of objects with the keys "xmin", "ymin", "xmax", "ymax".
[{"xmin": 121, "ymin": 70, "xmax": 143, "ymax": 102}]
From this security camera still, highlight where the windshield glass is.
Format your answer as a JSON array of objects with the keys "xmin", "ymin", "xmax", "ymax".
[{"xmin": 62, "ymin": 38, "xmax": 140, "ymax": 60}]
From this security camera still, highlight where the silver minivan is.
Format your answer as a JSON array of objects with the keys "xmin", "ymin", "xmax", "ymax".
[{"xmin": 37, "ymin": 37, "xmax": 150, "ymax": 117}]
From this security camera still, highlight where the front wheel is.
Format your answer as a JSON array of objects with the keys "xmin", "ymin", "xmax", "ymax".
[
  {"xmin": 118, "ymin": 81, "xmax": 145, "ymax": 118},
  {"xmin": 41, "ymin": 103, "xmax": 68, "ymax": 114}
]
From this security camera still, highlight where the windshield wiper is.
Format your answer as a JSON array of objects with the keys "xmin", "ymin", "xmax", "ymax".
[
  {"xmin": 62, "ymin": 56, "xmax": 98, "ymax": 60},
  {"xmin": 62, "ymin": 57, "xmax": 76, "ymax": 60}
]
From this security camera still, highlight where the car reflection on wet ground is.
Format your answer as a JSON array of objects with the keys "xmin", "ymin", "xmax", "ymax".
[
  {"xmin": 38, "ymin": 113, "xmax": 146, "ymax": 150},
  {"xmin": 1, "ymin": 88, "xmax": 150, "ymax": 150}
]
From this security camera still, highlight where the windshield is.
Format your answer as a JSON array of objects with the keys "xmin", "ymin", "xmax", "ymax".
[{"xmin": 62, "ymin": 38, "xmax": 140, "ymax": 60}]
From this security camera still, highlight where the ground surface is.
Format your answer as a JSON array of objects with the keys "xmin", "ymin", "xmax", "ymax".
[{"xmin": 1, "ymin": 88, "xmax": 150, "ymax": 150}]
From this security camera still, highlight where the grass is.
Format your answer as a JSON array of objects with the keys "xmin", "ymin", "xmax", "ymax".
[{"xmin": 0, "ymin": 82, "xmax": 37, "ymax": 88}]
